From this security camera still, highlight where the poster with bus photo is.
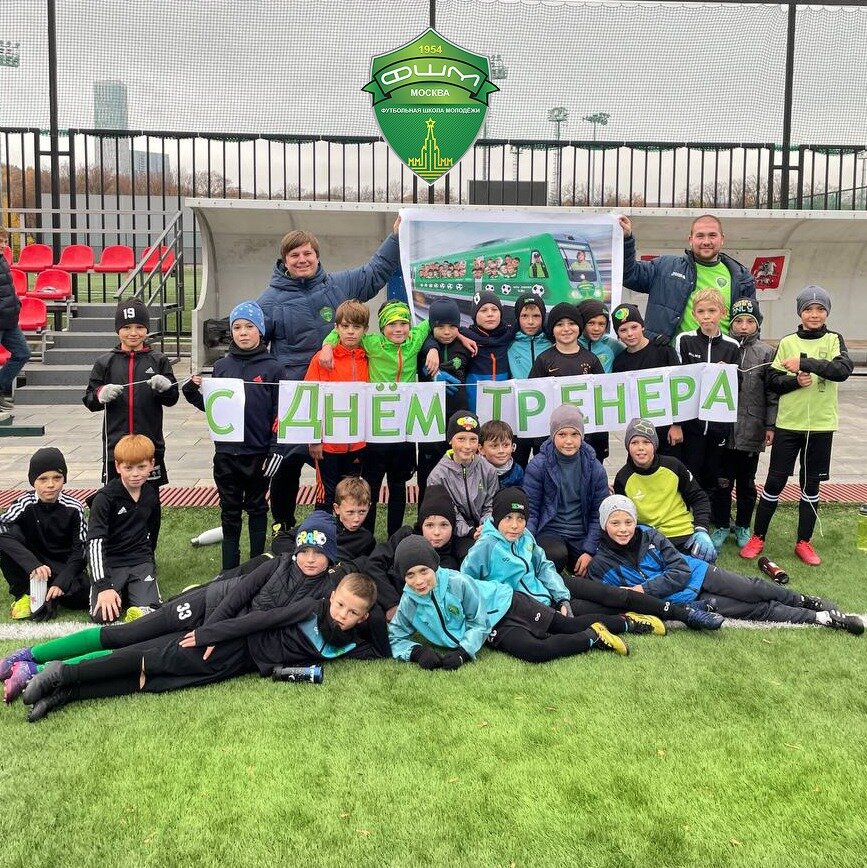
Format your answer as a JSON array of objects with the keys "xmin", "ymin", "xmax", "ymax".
[{"xmin": 398, "ymin": 208, "xmax": 623, "ymax": 326}]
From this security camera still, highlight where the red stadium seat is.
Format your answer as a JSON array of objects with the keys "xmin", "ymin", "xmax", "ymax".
[
  {"xmin": 15, "ymin": 244, "xmax": 53, "ymax": 273},
  {"xmin": 11, "ymin": 267, "xmax": 28, "ymax": 297},
  {"xmin": 32, "ymin": 268, "xmax": 74, "ymax": 325},
  {"xmin": 94, "ymin": 244, "xmax": 135, "ymax": 273},
  {"xmin": 56, "ymin": 244, "xmax": 94, "ymax": 272},
  {"xmin": 18, "ymin": 295, "xmax": 49, "ymax": 359},
  {"xmin": 141, "ymin": 245, "xmax": 176, "ymax": 273},
  {"xmin": 2, "ymin": 245, "xmax": 11, "ymax": 265},
  {"xmin": 18, "ymin": 295, "xmax": 48, "ymax": 330},
  {"xmin": 33, "ymin": 268, "xmax": 72, "ymax": 300}
]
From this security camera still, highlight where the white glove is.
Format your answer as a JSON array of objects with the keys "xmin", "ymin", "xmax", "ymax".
[
  {"xmin": 148, "ymin": 374, "xmax": 173, "ymax": 393},
  {"xmin": 98, "ymin": 384, "xmax": 124, "ymax": 404}
]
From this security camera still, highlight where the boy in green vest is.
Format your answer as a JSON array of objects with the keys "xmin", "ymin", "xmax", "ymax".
[{"xmin": 740, "ymin": 286, "xmax": 853, "ymax": 565}]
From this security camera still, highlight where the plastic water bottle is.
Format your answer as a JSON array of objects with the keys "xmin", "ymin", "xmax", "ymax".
[
  {"xmin": 190, "ymin": 526, "xmax": 223, "ymax": 547},
  {"xmin": 272, "ymin": 665, "xmax": 324, "ymax": 684},
  {"xmin": 858, "ymin": 504, "xmax": 867, "ymax": 552}
]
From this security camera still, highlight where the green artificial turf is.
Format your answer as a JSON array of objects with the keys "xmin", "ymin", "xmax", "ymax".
[{"xmin": 1, "ymin": 504, "xmax": 866, "ymax": 868}]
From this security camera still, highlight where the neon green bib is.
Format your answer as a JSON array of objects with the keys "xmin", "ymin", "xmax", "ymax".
[{"xmin": 678, "ymin": 261, "xmax": 732, "ymax": 335}]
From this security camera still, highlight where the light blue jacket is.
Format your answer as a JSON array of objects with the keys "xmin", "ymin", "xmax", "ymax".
[
  {"xmin": 461, "ymin": 519, "xmax": 570, "ymax": 606},
  {"xmin": 508, "ymin": 330, "xmax": 553, "ymax": 379},
  {"xmin": 578, "ymin": 334, "xmax": 624, "ymax": 373},
  {"xmin": 388, "ymin": 567, "xmax": 513, "ymax": 661}
]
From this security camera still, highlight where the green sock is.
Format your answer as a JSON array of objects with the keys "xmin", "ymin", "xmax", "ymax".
[
  {"xmin": 36, "ymin": 650, "xmax": 111, "ymax": 671},
  {"xmin": 32, "ymin": 627, "xmax": 104, "ymax": 664}
]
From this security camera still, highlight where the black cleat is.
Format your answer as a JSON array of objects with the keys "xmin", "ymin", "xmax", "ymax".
[
  {"xmin": 801, "ymin": 595, "xmax": 837, "ymax": 612},
  {"xmin": 826, "ymin": 611, "xmax": 864, "ymax": 636},
  {"xmin": 684, "ymin": 606, "xmax": 724, "ymax": 630},
  {"xmin": 27, "ymin": 687, "xmax": 74, "ymax": 723},
  {"xmin": 21, "ymin": 660, "xmax": 64, "ymax": 705}
]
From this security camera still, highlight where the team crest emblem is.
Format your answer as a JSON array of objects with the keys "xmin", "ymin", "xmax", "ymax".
[{"xmin": 363, "ymin": 29, "xmax": 499, "ymax": 185}]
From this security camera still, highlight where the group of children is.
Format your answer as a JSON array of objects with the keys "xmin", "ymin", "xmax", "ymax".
[{"xmin": 1, "ymin": 273, "xmax": 862, "ymax": 722}]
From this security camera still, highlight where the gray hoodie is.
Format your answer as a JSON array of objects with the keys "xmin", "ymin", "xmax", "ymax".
[{"xmin": 427, "ymin": 452, "xmax": 499, "ymax": 537}]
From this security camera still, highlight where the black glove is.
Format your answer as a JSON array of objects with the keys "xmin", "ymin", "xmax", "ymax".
[
  {"xmin": 558, "ymin": 599, "xmax": 574, "ymax": 617},
  {"xmin": 652, "ymin": 333, "xmax": 671, "ymax": 347},
  {"xmin": 409, "ymin": 645, "xmax": 442, "ymax": 670},
  {"xmin": 441, "ymin": 647, "xmax": 472, "ymax": 670},
  {"xmin": 30, "ymin": 600, "xmax": 58, "ymax": 622}
]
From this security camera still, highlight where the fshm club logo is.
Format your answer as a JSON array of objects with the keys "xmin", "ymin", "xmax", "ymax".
[{"xmin": 363, "ymin": 29, "xmax": 499, "ymax": 185}]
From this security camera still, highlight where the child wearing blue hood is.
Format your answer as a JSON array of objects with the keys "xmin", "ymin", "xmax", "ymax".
[
  {"xmin": 461, "ymin": 290, "xmax": 512, "ymax": 412},
  {"xmin": 388, "ymin": 535, "xmax": 631, "ymax": 667}
]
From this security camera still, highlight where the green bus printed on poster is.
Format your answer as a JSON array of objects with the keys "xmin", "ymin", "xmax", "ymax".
[{"xmin": 410, "ymin": 231, "xmax": 606, "ymax": 320}]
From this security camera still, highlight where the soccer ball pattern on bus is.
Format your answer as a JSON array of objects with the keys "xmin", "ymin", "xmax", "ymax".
[
  {"xmin": 501, "ymin": 284, "xmax": 512, "ymax": 294},
  {"xmin": 531, "ymin": 284, "xmax": 545, "ymax": 296}
]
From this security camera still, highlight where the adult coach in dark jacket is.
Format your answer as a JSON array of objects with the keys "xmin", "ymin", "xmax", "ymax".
[
  {"xmin": 257, "ymin": 216, "xmax": 402, "ymax": 531},
  {"xmin": 619, "ymin": 214, "xmax": 755, "ymax": 342},
  {"xmin": 0, "ymin": 255, "xmax": 31, "ymax": 412}
]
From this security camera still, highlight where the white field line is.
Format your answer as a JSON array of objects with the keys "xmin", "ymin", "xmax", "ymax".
[{"xmin": 2, "ymin": 616, "xmax": 865, "ymax": 643}]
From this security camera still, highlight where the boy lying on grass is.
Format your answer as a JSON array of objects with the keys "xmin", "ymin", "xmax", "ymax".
[
  {"xmin": 7, "ymin": 571, "xmax": 385, "ymax": 723},
  {"xmin": 590, "ymin": 495, "xmax": 864, "ymax": 635},
  {"xmin": 2, "ymin": 512, "xmax": 382, "ymax": 705},
  {"xmin": 461, "ymin": 487, "xmax": 723, "ymax": 633},
  {"xmin": 388, "ymin": 535, "xmax": 632, "ymax": 666}
]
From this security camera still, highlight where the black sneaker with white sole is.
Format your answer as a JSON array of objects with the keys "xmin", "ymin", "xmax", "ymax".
[{"xmin": 826, "ymin": 611, "xmax": 864, "ymax": 636}]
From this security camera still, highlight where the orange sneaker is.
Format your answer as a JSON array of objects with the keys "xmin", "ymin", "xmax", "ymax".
[
  {"xmin": 739, "ymin": 534, "xmax": 765, "ymax": 559},
  {"xmin": 794, "ymin": 540, "xmax": 821, "ymax": 566}
]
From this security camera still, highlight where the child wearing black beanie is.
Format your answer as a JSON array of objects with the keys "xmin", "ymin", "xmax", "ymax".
[
  {"xmin": 0, "ymin": 447, "xmax": 89, "ymax": 620},
  {"xmin": 83, "ymin": 300, "xmax": 179, "ymax": 487}
]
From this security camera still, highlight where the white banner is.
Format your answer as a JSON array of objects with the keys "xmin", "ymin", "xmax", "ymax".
[
  {"xmin": 255, "ymin": 365, "xmax": 738, "ymax": 444},
  {"xmin": 203, "ymin": 378, "xmax": 246, "ymax": 443}
]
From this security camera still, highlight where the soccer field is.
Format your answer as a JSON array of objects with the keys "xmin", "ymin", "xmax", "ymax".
[{"xmin": 1, "ymin": 505, "xmax": 865, "ymax": 868}]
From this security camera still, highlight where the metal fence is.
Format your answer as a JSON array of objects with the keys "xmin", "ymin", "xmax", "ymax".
[{"xmin": 4, "ymin": 126, "xmax": 867, "ymax": 329}]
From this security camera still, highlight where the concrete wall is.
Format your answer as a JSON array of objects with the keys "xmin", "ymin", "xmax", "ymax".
[{"xmin": 186, "ymin": 200, "xmax": 867, "ymax": 370}]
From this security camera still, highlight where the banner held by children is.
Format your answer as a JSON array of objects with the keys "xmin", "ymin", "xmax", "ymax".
[
  {"xmin": 199, "ymin": 365, "xmax": 737, "ymax": 444},
  {"xmin": 202, "ymin": 378, "xmax": 246, "ymax": 442}
]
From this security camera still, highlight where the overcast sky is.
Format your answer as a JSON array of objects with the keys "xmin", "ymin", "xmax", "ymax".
[{"xmin": 1, "ymin": 1, "xmax": 865, "ymax": 145}]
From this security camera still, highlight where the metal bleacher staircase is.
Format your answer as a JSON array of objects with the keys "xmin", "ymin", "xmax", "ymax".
[
  {"xmin": 10, "ymin": 210, "xmax": 186, "ymax": 406},
  {"xmin": 15, "ymin": 303, "xmax": 123, "ymax": 405}
]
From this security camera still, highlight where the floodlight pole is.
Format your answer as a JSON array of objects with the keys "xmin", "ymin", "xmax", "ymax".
[
  {"xmin": 481, "ymin": 54, "xmax": 508, "ymax": 181},
  {"xmin": 779, "ymin": 1, "xmax": 796, "ymax": 208},
  {"xmin": 547, "ymin": 106, "xmax": 568, "ymax": 205},
  {"xmin": 46, "ymin": 0, "xmax": 61, "ymax": 254},
  {"xmin": 582, "ymin": 112, "xmax": 610, "ymax": 204}
]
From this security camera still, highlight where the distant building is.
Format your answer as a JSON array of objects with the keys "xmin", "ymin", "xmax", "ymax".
[
  {"xmin": 93, "ymin": 80, "xmax": 128, "ymax": 128},
  {"xmin": 94, "ymin": 80, "xmax": 131, "ymax": 173},
  {"xmin": 133, "ymin": 150, "xmax": 171, "ymax": 177}
]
